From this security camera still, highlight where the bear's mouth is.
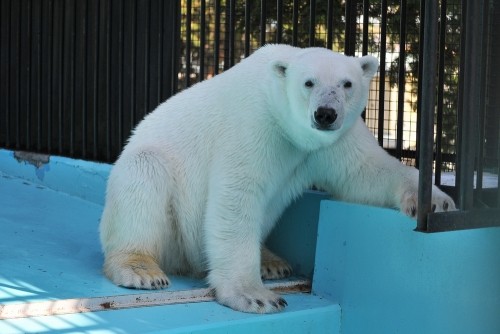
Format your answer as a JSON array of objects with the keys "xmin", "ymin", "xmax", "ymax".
[
  {"xmin": 311, "ymin": 118, "xmax": 342, "ymax": 131},
  {"xmin": 312, "ymin": 122, "xmax": 337, "ymax": 131}
]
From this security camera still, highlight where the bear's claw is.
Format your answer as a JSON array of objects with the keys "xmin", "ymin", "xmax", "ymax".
[
  {"xmin": 400, "ymin": 188, "xmax": 456, "ymax": 219},
  {"xmin": 216, "ymin": 285, "xmax": 287, "ymax": 313},
  {"xmin": 260, "ymin": 247, "xmax": 293, "ymax": 280}
]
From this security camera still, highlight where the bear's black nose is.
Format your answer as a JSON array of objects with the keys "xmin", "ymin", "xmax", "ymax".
[{"xmin": 314, "ymin": 107, "xmax": 337, "ymax": 127}]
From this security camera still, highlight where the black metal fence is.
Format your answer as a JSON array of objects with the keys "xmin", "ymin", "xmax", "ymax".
[
  {"xmin": 1, "ymin": 0, "xmax": 499, "ymax": 229},
  {"xmin": 0, "ymin": 0, "xmax": 179, "ymax": 162}
]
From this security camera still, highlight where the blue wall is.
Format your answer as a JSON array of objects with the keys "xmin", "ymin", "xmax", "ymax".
[{"xmin": 313, "ymin": 201, "xmax": 500, "ymax": 334}]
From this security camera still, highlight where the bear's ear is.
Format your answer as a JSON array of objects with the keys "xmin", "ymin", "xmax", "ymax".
[
  {"xmin": 359, "ymin": 55, "xmax": 379, "ymax": 79},
  {"xmin": 271, "ymin": 60, "xmax": 288, "ymax": 78}
]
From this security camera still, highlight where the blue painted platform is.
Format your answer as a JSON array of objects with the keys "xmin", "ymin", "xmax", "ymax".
[
  {"xmin": 0, "ymin": 150, "xmax": 340, "ymax": 333},
  {"xmin": 1, "ymin": 148, "xmax": 499, "ymax": 334}
]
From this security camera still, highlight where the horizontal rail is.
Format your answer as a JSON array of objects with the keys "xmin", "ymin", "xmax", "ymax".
[
  {"xmin": 426, "ymin": 208, "xmax": 500, "ymax": 233},
  {"xmin": 0, "ymin": 278, "xmax": 311, "ymax": 320}
]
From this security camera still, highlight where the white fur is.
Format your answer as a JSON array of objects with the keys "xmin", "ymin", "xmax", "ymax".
[{"xmin": 100, "ymin": 45, "xmax": 455, "ymax": 313}]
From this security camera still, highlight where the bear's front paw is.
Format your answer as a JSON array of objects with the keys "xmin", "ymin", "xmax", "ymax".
[
  {"xmin": 216, "ymin": 285, "xmax": 287, "ymax": 313},
  {"xmin": 103, "ymin": 253, "xmax": 170, "ymax": 290},
  {"xmin": 401, "ymin": 188, "xmax": 456, "ymax": 218}
]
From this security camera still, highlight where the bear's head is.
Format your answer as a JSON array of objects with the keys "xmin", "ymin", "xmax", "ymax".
[{"xmin": 270, "ymin": 47, "xmax": 379, "ymax": 150}]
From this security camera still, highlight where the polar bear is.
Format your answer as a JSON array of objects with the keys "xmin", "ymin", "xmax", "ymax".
[{"xmin": 100, "ymin": 44, "xmax": 455, "ymax": 313}]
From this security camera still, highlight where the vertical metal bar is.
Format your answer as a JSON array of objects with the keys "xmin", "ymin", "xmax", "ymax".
[
  {"xmin": 435, "ymin": 0, "xmax": 447, "ymax": 186},
  {"xmin": 244, "ymin": 0, "xmax": 251, "ymax": 57},
  {"xmin": 309, "ymin": 0, "xmax": 316, "ymax": 47},
  {"xmin": 11, "ymin": 0, "xmax": 19, "ymax": 150},
  {"xmin": 98, "ymin": 0, "xmax": 111, "ymax": 161},
  {"xmin": 214, "ymin": 0, "xmax": 220, "ymax": 75},
  {"xmin": 276, "ymin": 0, "xmax": 283, "ymax": 44},
  {"xmin": 103, "ymin": 0, "xmax": 111, "ymax": 161},
  {"xmin": 114, "ymin": 0, "xmax": 123, "ymax": 156},
  {"xmin": 498, "ymin": 115, "xmax": 500, "ymax": 207},
  {"xmin": 63, "ymin": 0, "xmax": 75, "ymax": 156},
  {"xmin": 13, "ymin": 0, "xmax": 19, "ymax": 151},
  {"xmin": 88, "ymin": 0, "xmax": 98, "ymax": 160},
  {"xmin": 56, "ymin": 0, "xmax": 62, "ymax": 153},
  {"xmin": 199, "ymin": 0, "xmax": 206, "ymax": 80},
  {"xmin": 70, "ymin": 0, "xmax": 76, "ymax": 157},
  {"xmin": 160, "ymin": 1, "xmax": 175, "ymax": 101},
  {"xmin": 260, "ymin": 0, "xmax": 266, "ymax": 46},
  {"xmin": 149, "ymin": 0, "xmax": 160, "ymax": 108},
  {"xmin": 74, "ymin": 0, "xmax": 88, "ymax": 158},
  {"xmin": 185, "ymin": 0, "xmax": 192, "ymax": 87},
  {"xmin": 415, "ymin": 0, "xmax": 425, "ymax": 169},
  {"xmin": 475, "ymin": 0, "xmax": 490, "ymax": 202},
  {"xmin": 0, "ymin": 0, "xmax": 11, "ymax": 148},
  {"xmin": 494, "ymin": 0, "xmax": 500, "ymax": 209},
  {"xmin": 47, "ymin": 0, "xmax": 54, "ymax": 153},
  {"xmin": 32, "ymin": 0, "xmax": 42, "ymax": 152},
  {"xmin": 326, "ymin": 0, "xmax": 334, "ymax": 49},
  {"xmin": 223, "ymin": 1, "xmax": 229, "ymax": 70},
  {"xmin": 455, "ymin": 0, "xmax": 466, "ymax": 199},
  {"xmin": 362, "ymin": 0, "xmax": 369, "ymax": 56},
  {"xmin": 344, "ymin": 0, "xmax": 350, "ymax": 54},
  {"xmin": 169, "ymin": 0, "xmax": 181, "ymax": 96},
  {"xmin": 228, "ymin": 0, "xmax": 235, "ymax": 67},
  {"xmin": 344, "ymin": 0, "xmax": 356, "ymax": 55},
  {"xmin": 292, "ymin": 0, "xmax": 298, "ymax": 46},
  {"xmin": 160, "ymin": 0, "xmax": 167, "ymax": 98},
  {"xmin": 458, "ymin": 0, "xmax": 483, "ymax": 210},
  {"xmin": 72, "ymin": 0, "xmax": 78, "ymax": 157},
  {"xmin": 416, "ymin": 0, "xmax": 439, "ymax": 232},
  {"xmin": 122, "ymin": 0, "xmax": 136, "ymax": 134},
  {"xmin": 378, "ymin": 0, "xmax": 387, "ymax": 147},
  {"xmin": 20, "ymin": 0, "xmax": 32, "ymax": 151},
  {"xmin": 148, "ymin": 0, "xmax": 161, "ymax": 111},
  {"xmin": 40, "ymin": 0, "xmax": 52, "ymax": 154},
  {"xmin": 396, "ymin": 0, "xmax": 407, "ymax": 160}
]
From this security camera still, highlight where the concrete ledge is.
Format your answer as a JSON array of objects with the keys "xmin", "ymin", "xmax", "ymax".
[
  {"xmin": 0, "ymin": 149, "xmax": 110, "ymax": 205},
  {"xmin": 313, "ymin": 200, "xmax": 500, "ymax": 334}
]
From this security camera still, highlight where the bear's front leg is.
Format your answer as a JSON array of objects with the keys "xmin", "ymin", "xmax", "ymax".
[
  {"xmin": 317, "ymin": 119, "xmax": 457, "ymax": 218},
  {"xmin": 204, "ymin": 193, "xmax": 287, "ymax": 313}
]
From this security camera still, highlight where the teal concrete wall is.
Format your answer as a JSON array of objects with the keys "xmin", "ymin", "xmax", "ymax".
[
  {"xmin": 313, "ymin": 201, "xmax": 500, "ymax": 334},
  {"xmin": 0, "ymin": 149, "xmax": 110, "ymax": 205}
]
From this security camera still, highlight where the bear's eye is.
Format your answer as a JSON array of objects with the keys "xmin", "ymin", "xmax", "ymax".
[
  {"xmin": 344, "ymin": 81, "xmax": 352, "ymax": 88},
  {"xmin": 305, "ymin": 80, "xmax": 314, "ymax": 88}
]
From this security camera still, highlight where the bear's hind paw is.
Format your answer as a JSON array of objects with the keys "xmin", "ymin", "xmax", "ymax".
[
  {"xmin": 260, "ymin": 248, "xmax": 292, "ymax": 280},
  {"xmin": 103, "ymin": 253, "xmax": 170, "ymax": 290}
]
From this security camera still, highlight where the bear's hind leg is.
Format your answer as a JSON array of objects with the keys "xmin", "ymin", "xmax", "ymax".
[{"xmin": 100, "ymin": 149, "xmax": 178, "ymax": 290}]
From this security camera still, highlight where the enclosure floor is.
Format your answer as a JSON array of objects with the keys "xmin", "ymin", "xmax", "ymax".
[
  {"xmin": 0, "ymin": 170, "xmax": 208, "ymax": 306},
  {"xmin": 0, "ymin": 170, "xmax": 335, "ymax": 333}
]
